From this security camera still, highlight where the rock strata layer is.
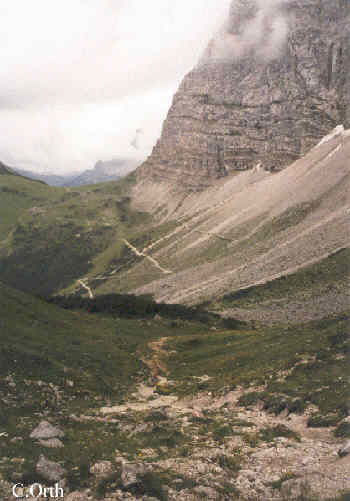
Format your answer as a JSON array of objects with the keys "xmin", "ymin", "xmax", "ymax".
[{"xmin": 137, "ymin": 0, "xmax": 350, "ymax": 190}]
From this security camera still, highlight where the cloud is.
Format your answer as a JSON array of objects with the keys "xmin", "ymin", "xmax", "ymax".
[
  {"xmin": 0, "ymin": 88, "xmax": 175, "ymax": 173},
  {"xmin": 0, "ymin": 0, "xmax": 231, "ymax": 173},
  {"xmin": 131, "ymin": 129, "xmax": 144, "ymax": 150},
  {"xmin": 206, "ymin": 0, "xmax": 290, "ymax": 61}
]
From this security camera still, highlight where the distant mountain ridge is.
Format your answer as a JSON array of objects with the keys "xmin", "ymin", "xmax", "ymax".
[
  {"xmin": 12, "ymin": 158, "xmax": 139, "ymax": 187},
  {"xmin": 65, "ymin": 158, "xmax": 139, "ymax": 187},
  {"xmin": 12, "ymin": 168, "xmax": 73, "ymax": 186},
  {"xmin": 0, "ymin": 161, "xmax": 47, "ymax": 184}
]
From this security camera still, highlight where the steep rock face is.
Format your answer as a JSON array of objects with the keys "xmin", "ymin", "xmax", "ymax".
[{"xmin": 137, "ymin": 0, "xmax": 350, "ymax": 190}]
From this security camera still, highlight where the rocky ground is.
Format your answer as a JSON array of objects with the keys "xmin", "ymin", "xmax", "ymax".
[{"xmin": 1, "ymin": 337, "xmax": 349, "ymax": 501}]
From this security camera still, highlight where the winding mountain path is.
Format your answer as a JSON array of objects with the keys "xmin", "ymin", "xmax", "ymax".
[
  {"xmin": 122, "ymin": 238, "xmax": 172, "ymax": 274},
  {"xmin": 78, "ymin": 279, "xmax": 94, "ymax": 299}
]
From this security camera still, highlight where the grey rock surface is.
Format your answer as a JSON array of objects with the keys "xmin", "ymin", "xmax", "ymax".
[
  {"xmin": 138, "ymin": 0, "xmax": 350, "ymax": 190},
  {"xmin": 90, "ymin": 461, "xmax": 114, "ymax": 477},
  {"xmin": 38, "ymin": 438, "xmax": 64, "ymax": 448},
  {"xmin": 30, "ymin": 421, "xmax": 64, "ymax": 440}
]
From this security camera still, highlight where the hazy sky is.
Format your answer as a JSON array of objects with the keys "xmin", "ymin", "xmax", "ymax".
[{"xmin": 0, "ymin": 0, "xmax": 230, "ymax": 174}]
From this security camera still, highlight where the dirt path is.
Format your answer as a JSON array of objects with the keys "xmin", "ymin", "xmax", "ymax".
[
  {"xmin": 141, "ymin": 226, "xmax": 185, "ymax": 253},
  {"xmin": 143, "ymin": 337, "xmax": 170, "ymax": 380},
  {"xmin": 101, "ymin": 336, "xmax": 174, "ymax": 414},
  {"xmin": 122, "ymin": 238, "xmax": 172, "ymax": 274},
  {"xmin": 78, "ymin": 279, "xmax": 94, "ymax": 299}
]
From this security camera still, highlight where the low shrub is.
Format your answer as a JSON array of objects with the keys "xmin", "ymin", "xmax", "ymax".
[
  {"xmin": 334, "ymin": 422, "xmax": 350, "ymax": 438},
  {"xmin": 130, "ymin": 471, "xmax": 168, "ymax": 501},
  {"xmin": 216, "ymin": 454, "xmax": 241, "ymax": 473},
  {"xmin": 259, "ymin": 425, "xmax": 300, "ymax": 442},
  {"xmin": 307, "ymin": 414, "xmax": 340, "ymax": 428},
  {"xmin": 95, "ymin": 470, "xmax": 122, "ymax": 499}
]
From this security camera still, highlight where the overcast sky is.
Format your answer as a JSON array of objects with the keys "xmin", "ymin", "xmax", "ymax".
[{"xmin": 0, "ymin": 0, "xmax": 230, "ymax": 174}]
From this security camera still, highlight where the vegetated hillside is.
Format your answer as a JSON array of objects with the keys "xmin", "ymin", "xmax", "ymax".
[
  {"xmin": 0, "ymin": 171, "xmax": 157, "ymax": 296},
  {"xmin": 137, "ymin": 0, "xmax": 350, "ymax": 190},
  {"xmin": 0, "ymin": 161, "xmax": 15, "ymax": 176},
  {"xmin": 0, "ymin": 129, "xmax": 348, "ymax": 323},
  {"xmin": 0, "ymin": 168, "xmax": 58, "ymax": 238},
  {"xmin": 206, "ymin": 247, "xmax": 350, "ymax": 324},
  {"xmin": 0, "ymin": 280, "xmax": 349, "ymax": 500},
  {"xmin": 0, "ymin": 282, "xmax": 212, "ymax": 492},
  {"xmin": 0, "ymin": 281, "xmax": 152, "ymax": 403}
]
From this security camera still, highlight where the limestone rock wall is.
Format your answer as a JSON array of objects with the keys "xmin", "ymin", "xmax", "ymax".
[{"xmin": 137, "ymin": 0, "xmax": 350, "ymax": 190}]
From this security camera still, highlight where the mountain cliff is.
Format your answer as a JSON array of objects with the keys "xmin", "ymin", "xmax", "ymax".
[{"xmin": 137, "ymin": 0, "xmax": 350, "ymax": 190}]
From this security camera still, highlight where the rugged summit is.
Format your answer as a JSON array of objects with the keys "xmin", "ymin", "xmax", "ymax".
[{"xmin": 137, "ymin": 0, "xmax": 350, "ymax": 190}]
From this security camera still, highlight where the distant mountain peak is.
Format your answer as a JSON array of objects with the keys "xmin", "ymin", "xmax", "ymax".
[{"xmin": 65, "ymin": 158, "xmax": 139, "ymax": 187}]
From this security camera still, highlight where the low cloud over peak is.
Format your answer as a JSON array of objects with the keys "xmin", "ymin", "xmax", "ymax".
[{"xmin": 206, "ymin": 0, "xmax": 291, "ymax": 62}]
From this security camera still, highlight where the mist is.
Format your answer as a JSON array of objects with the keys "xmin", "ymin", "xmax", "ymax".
[
  {"xmin": 207, "ymin": 0, "xmax": 290, "ymax": 62},
  {"xmin": 0, "ymin": 0, "xmax": 231, "ymax": 174}
]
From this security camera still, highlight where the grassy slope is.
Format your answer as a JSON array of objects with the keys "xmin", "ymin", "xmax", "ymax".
[
  {"xmin": 0, "ymin": 173, "xmax": 60, "ymax": 238},
  {"xmin": 177, "ymin": 249, "xmax": 350, "ymax": 421},
  {"xmin": 0, "ymin": 282, "xmax": 209, "ymax": 484},
  {"xmin": 0, "ymin": 168, "xmax": 197, "ymax": 298},
  {"xmin": 204, "ymin": 247, "xmax": 350, "ymax": 311},
  {"xmin": 0, "ymin": 280, "xmax": 348, "ymax": 497},
  {"xmin": 0, "ymin": 282, "xmax": 213, "ymax": 403},
  {"xmin": 166, "ymin": 312, "xmax": 350, "ymax": 419},
  {"xmin": 0, "ymin": 172, "xmax": 159, "ymax": 296}
]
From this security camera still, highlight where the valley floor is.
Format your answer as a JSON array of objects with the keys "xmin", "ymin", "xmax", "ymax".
[{"xmin": 0, "ymin": 285, "xmax": 349, "ymax": 500}]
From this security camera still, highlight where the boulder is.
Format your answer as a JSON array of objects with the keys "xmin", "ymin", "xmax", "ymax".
[
  {"xmin": 90, "ymin": 461, "xmax": 114, "ymax": 477},
  {"xmin": 38, "ymin": 438, "xmax": 64, "ymax": 448},
  {"xmin": 30, "ymin": 421, "xmax": 64, "ymax": 440}
]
